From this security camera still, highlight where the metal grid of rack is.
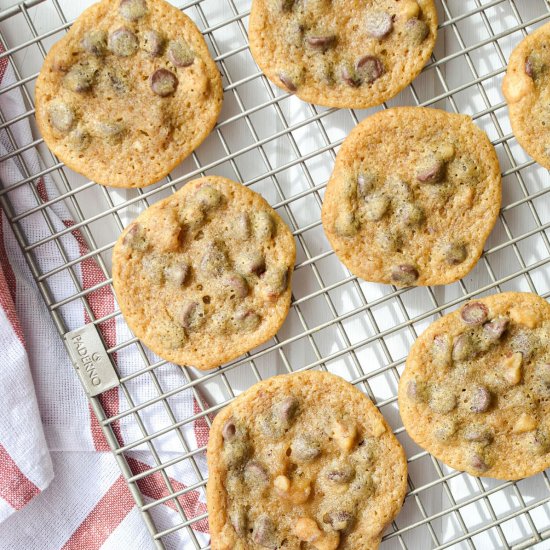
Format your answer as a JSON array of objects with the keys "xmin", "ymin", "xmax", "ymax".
[{"xmin": 1, "ymin": 0, "xmax": 550, "ymax": 548}]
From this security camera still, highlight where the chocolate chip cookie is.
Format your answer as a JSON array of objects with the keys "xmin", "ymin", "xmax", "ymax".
[
  {"xmin": 502, "ymin": 21, "xmax": 550, "ymax": 170},
  {"xmin": 112, "ymin": 176, "xmax": 296, "ymax": 370},
  {"xmin": 35, "ymin": 0, "xmax": 222, "ymax": 188},
  {"xmin": 399, "ymin": 292, "xmax": 550, "ymax": 480},
  {"xmin": 248, "ymin": 0, "xmax": 437, "ymax": 109},
  {"xmin": 207, "ymin": 370, "xmax": 407, "ymax": 550},
  {"xmin": 321, "ymin": 107, "xmax": 502, "ymax": 287}
]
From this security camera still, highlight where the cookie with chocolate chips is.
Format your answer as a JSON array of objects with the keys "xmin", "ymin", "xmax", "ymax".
[
  {"xmin": 321, "ymin": 107, "xmax": 502, "ymax": 287},
  {"xmin": 207, "ymin": 370, "xmax": 407, "ymax": 550},
  {"xmin": 35, "ymin": 0, "xmax": 222, "ymax": 188},
  {"xmin": 112, "ymin": 176, "xmax": 296, "ymax": 370},
  {"xmin": 502, "ymin": 21, "xmax": 550, "ymax": 170},
  {"xmin": 399, "ymin": 292, "xmax": 550, "ymax": 480},
  {"xmin": 248, "ymin": 0, "xmax": 437, "ymax": 108}
]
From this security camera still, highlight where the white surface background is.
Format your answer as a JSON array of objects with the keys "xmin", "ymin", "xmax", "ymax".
[{"xmin": 1, "ymin": 0, "xmax": 550, "ymax": 548}]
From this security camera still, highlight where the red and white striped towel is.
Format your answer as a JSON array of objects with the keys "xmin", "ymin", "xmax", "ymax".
[{"xmin": 0, "ymin": 47, "xmax": 210, "ymax": 549}]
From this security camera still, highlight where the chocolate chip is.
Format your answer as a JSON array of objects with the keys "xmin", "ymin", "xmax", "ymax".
[
  {"xmin": 81, "ymin": 30, "xmax": 107, "ymax": 56},
  {"xmin": 362, "ymin": 194, "xmax": 389, "ymax": 222},
  {"xmin": 195, "ymin": 185, "xmax": 223, "ymax": 210},
  {"xmin": 178, "ymin": 300, "xmax": 202, "ymax": 330},
  {"xmin": 290, "ymin": 435, "xmax": 321, "ymax": 462},
  {"xmin": 108, "ymin": 27, "xmax": 138, "ymax": 57},
  {"xmin": 432, "ymin": 334, "xmax": 451, "ymax": 369},
  {"xmin": 406, "ymin": 379, "xmax": 425, "ymax": 402},
  {"xmin": 234, "ymin": 309, "xmax": 261, "ymax": 331},
  {"xmin": 64, "ymin": 59, "xmax": 99, "ymax": 92},
  {"xmin": 399, "ymin": 202, "xmax": 424, "ymax": 226},
  {"xmin": 323, "ymin": 511, "xmax": 355, "ymax": 531},
  {"xmin": 532, "ymin": 427, "xmax": 550, "ymax": 455},
  {"xmin": 67, "ymin": 128, "xmax": 91, "ymax": 151},
  {"xmin": 48, "ymin": 102, "xmax": 75, "ymax": 132},
  {"xmin": 405, "ymin": 17, "xmax": 430, "ymax": 44},
  {"xmin": 433, "ymin": 419, "xmax": 456, "ymax": 442},
  {"xmin": 264, "ymin": 267, "xmax": 290, "ymax": 299},
  {"xmin": 356, "ymin": 55, "xmax": 384, "ymax": 84},
  {"xmin": 417, "ymin": 158, "xmax": 445, "ymax": 183},
  {"xmin": 119, "ymin": 0, "xmax": 148, "ymax": 21},
  {"xmin": 461, "ymin": 302, "xmax": 488, "ymax": 325},
  {"xmin": 142, "ymin": 30, "xmax": 164, "ymax": 57},
  {"xmin": 233, "ymin": 212, "xmax": 251, "ymax": 240},
  {"xmin": 365, "ymin": 11, "xmax": 393, "ymax": 39},
  {"xmin": 253, "ymin": 211, "xmax": 275, "ymax": 240},
  {"xmin": 511, "ymin": 330, "xmax": 537, "ymax": 360},
  {"xmin": 470, "ymin": 453, "xmax": 489, "ymax": 473},
  {"xmin": 222, "ymin": 419, "xmax": 236, "ymax": 441},
  {"xmin": 463, "ymin": 426, "xmax": 493, "ymax": 443},
  {"xmin": 525, "ymin": 52, "xmax": 546, "ymax": 80},
  {"xmin": 482, "ymin": 318, "xmax": 508, "ymax": 342},
  {"xmin": 105, "ymin": 68, "xmax": 130, "ymax": 94},
  {"xmin": 470, "ymin": 386, "xmax": 492, "ymax": 413},
  {"xmin": 280, "ymin": 0, "xmax": 295, "ymax": 11},
  {"xmin": 326, "ymin": 465, "xmax": 354, "ymax": 483},
  {"xmin": 94, "ymin": 120, "xmax": 125, "ymax": 143},
  {"xmin": 451, "ymin": 333, "xmax": 476, "ymax": 362},
  {"xmin": 274, "ymin": 397, "xmax": 299, "ymax": 427},
  {"xmin": 164, "ymin": 263, "xmax": 189, "ymax": 286},
  {"xmin": 306, "ymin": 34, "xmax": 336, "ymax": 51},
  {"xmin": 357, "ymin": 172, "xmax": 376, "ymax": 197},
  {"xmin": 390, "ymin": 264, "xmax": 418, "ymax": 285},
  {"xmin": 445, "ymin": 242, "xmax": 467, "ymax": 265},
  {"xmin": 222, "ymin": 273, "xmax": 249, "ymax": 298},
  {"xmin": 122, "ymin": 222, "xmax": 147, "ymax": 249},
  {"xmin": 229, "ymin": 507, "xmax": 247, "ymax": 536},
  {"xmin": 252, "ymin": 515, "xmax": 279, "ymax": 549},
  {"xmin": 341, "ymin": 62, "xmax": 361, "ymax": 87},
  {"xmin": 429, "ymin": 387, "xmax": 457, "ymax": 414},
  {"xmin": 168, "ymin": 40, "xmax": 195, "ymax": 67},
  {"xmin": 200, "ymin": 243, "xmax": 228, "ymax": 277},
  {"xmin": 334, "ymin": 211, "xmax": 358, "ymax": 236},
  {"xmin": 236, "ymin": 250, "xmax": 266, "ymax": 276},
  {"xmin": 244, "ymin": 461, "xmax": 270, "ymax": 487},
  {"xmin": 278, "ymin": 72, "xmax": 298, "ymax": 92},
  {"xmin": 150, "ymin": 68, "xmax": 178, "ymax": 97}
]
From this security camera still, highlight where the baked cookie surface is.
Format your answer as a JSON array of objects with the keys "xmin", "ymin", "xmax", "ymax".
[
  {"xmin": 207, "ymin": 370, "xmax": 408, "ymax": 550},
  {"xmin": 502, "ymin": 21, "xmax": 550, "ymax": 170},
  {"xmin": 248, "ymin": 0, "xmax": 437, "ymax": 109},
  {"xmin": 112, "ymin": 176, "xmax": 296, "ymax": 370},
  {"xmin": 321, "ymin": 107, "xmax": 502, "ymax": 287},
  {"xmin": 399, "ymin": 292, "xmax": 550, "ymax": 480},
  {"xmin": 35, "ymin": 0, "xmax": 222, "ymax": 188}
]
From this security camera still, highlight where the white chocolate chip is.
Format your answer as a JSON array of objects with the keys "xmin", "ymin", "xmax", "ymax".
[
  {"xmin": 512, "ymin": 413, "xmax": 537, "ymax": 434},
  {"xmin": 401, "ymin": 0, "xmax": 420, "ymax": 19},
  {"xmin": 502, "ymin": 352, "xmax": 523, "ymax": 385},
  {"xmin": 509, "ymin": 307, "xmax": 540, "ymax": 329},
  {"xmin": 274, "ymin": 475, "xmax": 311, "ymax": 504},
  {"xmin": 503, "ymin": 71, "xmax": 535, "ymax": 103},
  {"xmin": 293, "ymin": 519, "xmax": 340, "ymax": 550},
  {"xmin": 332, "ymin": 420, "xmax": 357, "ymax": 452}
]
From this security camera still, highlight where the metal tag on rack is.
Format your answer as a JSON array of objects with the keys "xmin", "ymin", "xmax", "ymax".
[{"xmin": 64, "ymin": 324, "xmax": 119, "ymax": 396}]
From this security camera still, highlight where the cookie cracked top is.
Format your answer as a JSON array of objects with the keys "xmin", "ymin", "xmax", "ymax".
[
  {"xmin": 321, "ymin": 107, "xmax": 502, "ymax": 287},
  {"xmin": 207, "ymin": 371, "xmax": 407, "ymax": 550},
  {"xmin": 248, "ymin": 0, "xmax": 437, "ymax": 109},
  {"xmin": 399, "ymin": 292, "xmax": 550, "ymax": 480},
  {"xmin": 35, "ymin": 0, "xmax": 222, "ymax": 188},
  {"xmin": 502, "ymin": 21, "xmax": 550, "ymax": 170},
  {"xmin": 112, "ymin": 176, "xmax": 296, "ymax": 370}
]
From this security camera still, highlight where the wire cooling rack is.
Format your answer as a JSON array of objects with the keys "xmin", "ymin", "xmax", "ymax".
[{"xmin": 1, "ymin": 0, "xmax": 550, "ymax": 548}]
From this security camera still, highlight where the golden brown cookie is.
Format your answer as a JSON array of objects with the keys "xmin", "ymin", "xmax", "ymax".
[
  {"xmin": 207, "ymin": 370, "xmax": 408, "ymax": 550},
  {"xmin": 321, "ymin": 107, "xmax": 502, "ymax": 287},
  {"xmin": 248, "ymin": 0, "xmax": 437, "ymax": 109},
  {"xmin": 399, "ymin": 292, "xmax": 550, "ymax": 480},
  {"xmin": 112, "ymin": 176, "xmax": 296, "ymax": 370},
  {"xmin": 502, "ymin": 21, "xmax": 550, "ymax": 170},
  {"xmin": 35, "ymin": 0, "xmax": 222, "ymax": 188}
]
